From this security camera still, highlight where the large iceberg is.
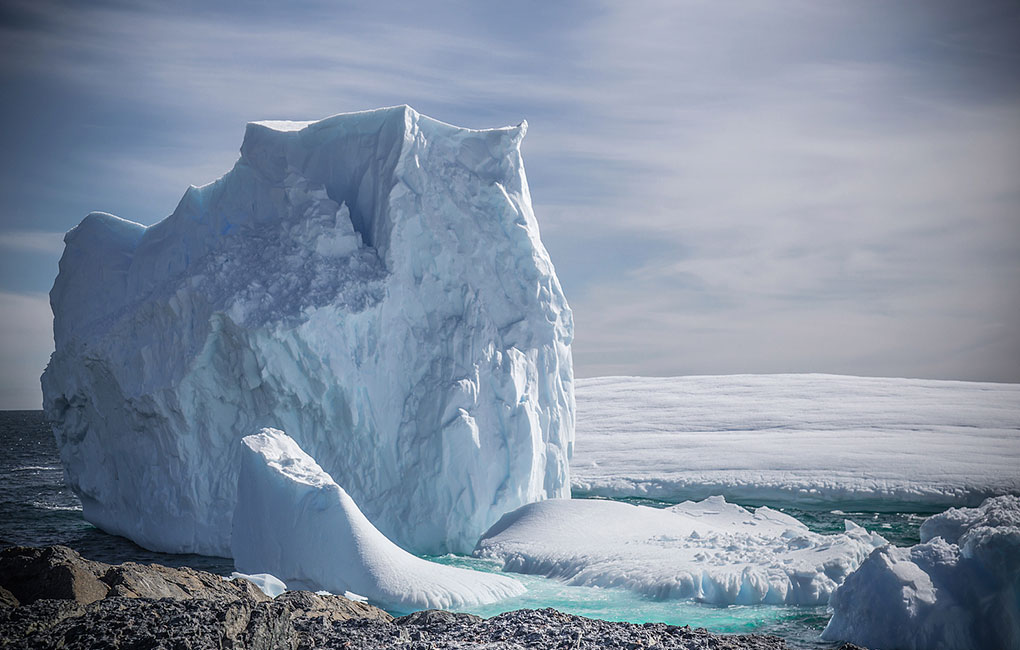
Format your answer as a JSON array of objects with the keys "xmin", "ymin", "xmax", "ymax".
[
  {"xmin": 233, "ymin": 428, "xmax": 525, "ymax": 611},
  {"xmin": 822, "ymin": 495, "xmax": 1020, "ymax": 650},
  {"xmin": 474, "ymin": 496, "xmax": 887, "ymax": 605},
  {"xmin": 572, "ymin": 375, "xmax": 1020, "ymax": 510},
  {"xmin": 41, "ymin": 106, "xmax": 574, "ymax": 556}
]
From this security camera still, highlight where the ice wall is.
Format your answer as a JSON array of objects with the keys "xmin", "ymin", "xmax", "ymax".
[
  {"xmin": 233, "ymin": 428, "xmax": 525, "ymax": 611},
  {"xmin": 42, "ymin": 106, "xmax": 574, "ymax": 556}
]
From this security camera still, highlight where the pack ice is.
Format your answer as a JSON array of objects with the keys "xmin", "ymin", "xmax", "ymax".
[
  {"xmin": 234, "ymin": 428, "xmax": 525, "ymax": 611},
  {"xmin": 41, "ymin": 106, "xmax": 574, "ymax": 556},
  {"xmin": 822, "ymin": 495, "xmax": 1020, "ymax": 650},
  {"xmin": 475, "ymin": 496, "xmax": 887, "ymax": 606}
]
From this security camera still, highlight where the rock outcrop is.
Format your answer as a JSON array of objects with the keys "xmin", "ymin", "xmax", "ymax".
[{"xmin": 0, "ymin": 545, "xmax": 390, "ymax": 649}]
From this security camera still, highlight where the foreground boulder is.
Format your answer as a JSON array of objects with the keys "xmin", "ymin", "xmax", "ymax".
[
  {"xmin": 41, "ymin": 105, "xmax": 574, "ymax": 558},
  {"xmin": 0, "ymin": 545, "xmax": 390, "ymax": 649}
]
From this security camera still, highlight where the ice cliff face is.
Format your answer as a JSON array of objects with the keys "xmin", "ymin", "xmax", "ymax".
[{"xmin": 41, "ymin": 105, "xmax": 575, "ymax": 556}]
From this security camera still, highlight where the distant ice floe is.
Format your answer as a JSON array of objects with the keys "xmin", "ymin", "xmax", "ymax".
[
  {"xmin": 475, "ymin": 495, "xmax": 887, "ymax": 606},
  {"xmin": 572, "ymin": 374, "xmax": 1020, "ymax": 510},
  {"xmin": 822, "ymin": 495, "xmax": 1020, "ymax": 650},
  {"xmin": 232, "ymin": 428, "xmax": 525, "ymax": 612}
]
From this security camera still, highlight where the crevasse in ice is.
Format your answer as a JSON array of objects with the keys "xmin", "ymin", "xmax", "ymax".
[{"xmin": 42, "ymin": 105, "xmax": 574, "ymax": 556}]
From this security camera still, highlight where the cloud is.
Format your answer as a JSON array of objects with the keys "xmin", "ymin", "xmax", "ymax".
[
  {"xmin": 0, "ymin": 292, "xmax": 52, "ymax": 409},
  {"xmin": 0, "ymin": 0, "xmax": 1017, "ymax": 385},
  {"xmin": 550, "ymin": 2, "xmax": 1020, "ymax": 382},
  {"xmin": 0, "ymin": 230, "xmax": 65, "ymax": 254}
]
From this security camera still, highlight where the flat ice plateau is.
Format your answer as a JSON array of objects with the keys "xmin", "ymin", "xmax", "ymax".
[
  {"xmin": 573, "ymin": 374, "xmax": 1020, "ymax": 510},
  {"xmin": 475, "ymin": 495, "xmax": 886, "ymax": 606},
  {"xmin": 41, "ymin": 106, "xmax": 573, "ymax": 557},
  {"xmin": 233, "ymin": 429, "xmax": 525, "ymax": 611},
  {"xmin": 823, "ymin": 495, "xmax": 1020, "ymax": 650}
]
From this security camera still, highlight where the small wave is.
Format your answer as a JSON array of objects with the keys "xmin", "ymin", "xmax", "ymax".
[
  {"xmin": 14, "ymin": 465, "xmax": 62, "ymax": 472},
  {"xmin": 31, "ymin": 501, "xmax": 83, "ymax": 512}
]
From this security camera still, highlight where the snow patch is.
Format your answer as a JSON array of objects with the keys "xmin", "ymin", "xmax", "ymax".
[{"xmin": 229, "ymin": 571, "xmax": 287, "ymax": 598}]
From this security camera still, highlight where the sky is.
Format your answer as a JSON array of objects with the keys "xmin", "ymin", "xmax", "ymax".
[{"xmin": 1, "ymin": 0, "xmax": 1019, "ymax": 409}]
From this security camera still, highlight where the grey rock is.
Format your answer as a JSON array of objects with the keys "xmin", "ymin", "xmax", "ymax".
[
  {"xmin": 101, "ymin": 560, "xmax": 269, "ymax": 602},
  {"xmin": 294, "ymin": 607, "xmax": 791, "ymax": 650},
  {"xmin": 0, "ymin": 546, "xmax": 109, "ymax": 605},
  {"xmin": 0, "ymin": 587, "xmax": 18, "ymax": 609}
]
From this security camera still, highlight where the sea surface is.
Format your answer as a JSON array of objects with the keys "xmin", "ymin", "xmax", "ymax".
[{"xmin": 0, "ymin": 410, "xmax": 931, "ymax": 649}]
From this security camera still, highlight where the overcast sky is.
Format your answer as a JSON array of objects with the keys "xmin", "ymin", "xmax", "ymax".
[{"xmin": 1, "ymin": 0, "xmax": 1019, "ymax": 409}]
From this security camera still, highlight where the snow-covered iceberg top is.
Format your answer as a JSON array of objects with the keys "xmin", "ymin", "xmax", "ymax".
[
  {"xmin": 572, "ymin": 375, "xmax": 1020, "ymax": 510},
  {"xmin": 474, "ymin": 495, "xmax": 887, "ymax": 606},
  {"xmin": 823, "ymin": 495, "xmax": 1020, "ymax": 650},
  {"xmin": 42, "ymin": 105, "xmax": 574, "ymax": 556},
  {"xmin": 233, "ymin": 428, "xmax": 525, "ymax": 611}
]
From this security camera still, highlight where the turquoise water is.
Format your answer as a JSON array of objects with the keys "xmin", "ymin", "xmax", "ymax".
[
  {"xmin": 421, "ymin": 502, "xmax": 930, "ymax": 648},
  {"xmin": 428, "ymin": 554, "xmax": 832, "ymax": 642},
  {"xmin": 0, "ymin": 410, "xmax": 931, "ymax": 649}
]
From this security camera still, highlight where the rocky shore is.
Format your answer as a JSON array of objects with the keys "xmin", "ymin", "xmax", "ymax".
[{"xmin": 0, "ymin": 546, "xmax": 859, "ymax": 650}]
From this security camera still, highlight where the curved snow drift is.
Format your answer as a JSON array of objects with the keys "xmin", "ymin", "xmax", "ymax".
[
  {"xmin": 233, "ymin": 428, "xmax": 525, "ymax": 612},
  {"xmin": 42, "ymin": 105, "xmax": 574, "ymax": 556}
]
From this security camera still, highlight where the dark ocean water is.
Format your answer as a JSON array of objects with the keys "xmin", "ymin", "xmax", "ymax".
[
  {"xmin": 0, "ymin": 410, "xmax": 930, "ymax": 648},
  {"xmin": 0, "ymin": 410, "xmax": 233, "ymax": 574}
]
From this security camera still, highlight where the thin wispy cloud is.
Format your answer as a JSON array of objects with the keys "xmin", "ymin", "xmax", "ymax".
[
  {"xmin": 0, "ymin": 231, "xmax": 65, "ymax": 254},
  {"xmin": 0, "ymin": 0, "xmax": 1018, "ymax": 408},
  {"xmin": 0, "ymin": 291, "xmax": 52, "ymax": 409}
]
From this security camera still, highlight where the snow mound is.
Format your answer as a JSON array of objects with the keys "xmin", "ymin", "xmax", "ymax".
[
  {"xmin": 822, "ymin": 495, "xmax": 1020, "ymax": 650},
  {"xmin": 233, "ymin": 428, "xmax": 525, "ymax": 611},
  {"xmin": 572, "ymin": 375, "xmax": 1020, "ymax": 510},
  {"xmin": 474, "ymin": 495, "xmax": 886, "ymax": 606},
  {"xmin": 42, "ymin": 105, "xmax": 574, "ymax": 556}
]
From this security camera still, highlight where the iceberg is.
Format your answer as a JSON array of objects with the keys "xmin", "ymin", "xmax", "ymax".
[
  {"xmin": 572, "ymin": 375, "xmax": 1020, "ymax": 510},
  {"xmin": 233, "ymin": 428, "xmax": 525, "ymax": 611},
  {"xmin": 474, "ymin": 495, "xmax": 887, "ymax": 606},
  {"xmin": 822, "ymin": 495, "xmax": 1020, "ymax": 650},
  {"xmin": 41, "ymin": 106, "xmax": 574, "ymax": 556}
]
